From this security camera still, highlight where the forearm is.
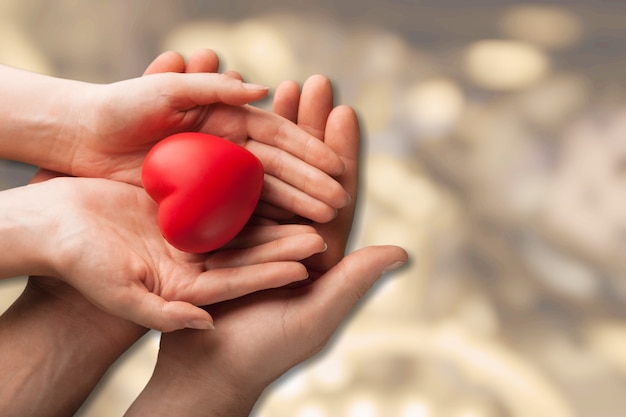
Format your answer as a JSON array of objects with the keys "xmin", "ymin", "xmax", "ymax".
[
  {"xmin": 125, "ymin": 358, "xmax": 262, "ymax": 417},
  {"xmin": 0, "ymin": 278, "xmax": 145, "ymax": 417},
  {"xmin": 0, "ymin": 184, "xmax": 56, "ymax": 279},
  {"xmin": 0, "ymin": 65, "xmax": 88, "ymax": 173}
]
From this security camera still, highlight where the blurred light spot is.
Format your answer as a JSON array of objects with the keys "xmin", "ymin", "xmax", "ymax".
[
  {"xmin": 520, "ymin": 233, "xmax": 598, "ymax": 301},
  {"xmin": 366, "ymin": 155, "xmax": 440, "ymax": 222},
  {"xmin": 0, "ymin": 21, "xmax": 52, "ymax": 74},
  {"xmin": 358, "ymin": 29, "xmax": 411, "ymax": 76},
  {"xmin": 516, "ymin": 73, "xmax": 590, "ymax": 129},
  {"xmin": 230, "ymin": 18, "xmax": 298, "ymax": 86},
  {"xmin": 455, "ymin": 294, "xmax": 499, "ymax": 337},
  {"xmin": 457, "ymin": 410, "xmax": 484, "ymax": 417},
  {"xmin": 354, "ymin": 79, "xmax": 395, "ymax": 133},
  {"xmin": 310, "ymin": 355, "xmax": 353, "ymax": 392},
  {"xmin": 499, "ymin": 4, "xmax": 583, "ymax": 49},
  {"xmin": 270, "ymin": 371, "xmax": 310, "ymax": 400},
  {"xmin": 463, "ymin": 40, "xmax": 549, "ymax": 91},
  {"xmin": 296, "ymin": 404, "xmax": 328, "ymax": 417},
  {"xmin": 406, "ymin": 77, "xmax": 465, "ymax": 137},
  {"xmin": 400, "ymin": 401, "xmax": 430, "ymax": 417},
  {"xmin": 162, "ymin": 21, "xmax": 236, "ymax": 67},
  {"xmin": 347, "ymin": 398, "xmax": 378, "ymax": 417},
  {"xmin": 587, "ymin": 321, "xmax": 626, "ymax": 375}
]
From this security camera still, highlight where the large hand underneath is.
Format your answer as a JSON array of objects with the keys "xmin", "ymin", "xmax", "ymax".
[{"xmin": 124, "ymin": 73, "xmax": 408, "ymax": 417}]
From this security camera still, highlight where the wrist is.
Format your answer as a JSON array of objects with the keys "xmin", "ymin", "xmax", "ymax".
[
  {"xmin": 126, "ymin": 350, "xmax": 263, "ymax": 417},
  {"xmin": 0, "ymin": 183, "xmax": 61, "ymax": 278},
  {"xmin": 0, "ymin": 66, "xmax": 89, "ymax": 174},
  {"xmin": 0, "ymin": 277, "xmax": 145, "ymax": 416}
]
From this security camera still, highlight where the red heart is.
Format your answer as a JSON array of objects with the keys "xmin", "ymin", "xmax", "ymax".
[{"xmin": 142, "ymin": 132, "xmax": 264, "ymax": 253}]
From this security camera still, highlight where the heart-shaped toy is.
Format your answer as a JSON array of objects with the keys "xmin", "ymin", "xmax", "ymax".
[{"xmin": 142, "ymin": 132, "xmax": 264, "ymax": 253}]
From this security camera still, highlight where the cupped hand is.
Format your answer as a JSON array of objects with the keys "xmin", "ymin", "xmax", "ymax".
[
  {"xmin": 68, "ymin": 50, "xmax": 348, "ymax": 223},
  {"xmin": 27, "ymin": 173, "xmax": 326, "ymax": 332}
]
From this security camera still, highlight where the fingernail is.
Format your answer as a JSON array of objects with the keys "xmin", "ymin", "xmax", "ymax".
[
  {"xmin": 243, "ymin": 82, "xmax": 269, "ymax": 91},
  {"xmin": 382, "ymin": 260, "xmax": 407, "ymax": 274},
  {"xmin": 186, "ymin": 319, "xmax": 215, "ymax": 330}
]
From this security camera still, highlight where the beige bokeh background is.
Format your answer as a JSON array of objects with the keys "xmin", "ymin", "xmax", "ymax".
[{"xmin": 1, "ymin": 1, "xmax": 625, "ymax": 416}]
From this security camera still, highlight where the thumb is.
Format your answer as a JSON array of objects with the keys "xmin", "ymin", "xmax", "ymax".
[
  {"xmin": 163, "ymin": 72, "xmax": 269, "ymax": 107},
  {"xmin": 115, "ymin": 291, "xmax": 215, "ymax": 333},
  {"xmin": 305, "ymin": 245, "xmax": 408, "ymax": 330}
]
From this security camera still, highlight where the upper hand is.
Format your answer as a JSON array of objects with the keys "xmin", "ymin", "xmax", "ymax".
[{"xmin": 68, "ymin": 59, "xmax": 349, "ymax": 223}]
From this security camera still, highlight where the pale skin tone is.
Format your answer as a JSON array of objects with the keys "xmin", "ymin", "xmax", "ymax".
[
  {"xmin": 0, "ymin": 62, "xmax": 349, "ymax": 223},
  {"xmin": 0, "ymin": 50, "xmax": 407, "ymax": 417}
]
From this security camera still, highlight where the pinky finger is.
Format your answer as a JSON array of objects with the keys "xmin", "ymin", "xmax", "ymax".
[
  {"xmin": 224, "ymin": 224, "xmax": 317, "ymax": 249},
  {"xmin": 207, "ymin": 232, "xmax": 326, "ymax": 269}
]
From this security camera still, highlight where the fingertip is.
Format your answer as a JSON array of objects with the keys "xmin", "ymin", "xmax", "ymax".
[
  {"xmin": 320, "ymin": 241, "xmax": 329, "ymax": 253},
  {"xmin": 242, "ymin": 82, "xmax": 270, "ymax": 92},
  {"xmin": 185, "ymin": 319, "xmax": 216, "ymax": 330},
  {"xmin": 143, "ymin": 298, "xmax": 215, "ymax": 333},
  {"xmin": 186, "ymin": 48, "xmax": 221, "ymax": 73},
  {"xmin": 304, "ymin": 73, "xmax": 332, "ymax": 87},
  {"xmin": 304, "ymin": 232, "xmax": 328, "ymax": 254},
  {"xmin": 273, "ymin": 80, "xmax": 300, "ymax": 120},
  {"xmin": 224, "ymin": 70, "xmax": 245, "ymax": 81},
  {"xmin": 144, "ymin": 50, "xmax": 186, "ymax": 75},
  {"xmin": 330, "ymin": 156, "xmax": 348, "ymax": 177}
]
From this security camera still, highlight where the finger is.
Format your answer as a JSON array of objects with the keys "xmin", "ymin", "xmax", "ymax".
[
  {"xmin": 259, "ymin": 173, "xmax": 338, "ymax": 223},
  {"xmin": 143, "ymin": 50, "xmax": 186, "ymax": 75},
  {"xmin": 185, "ymin": 48, "xmax": 221, "ymax": 73},
  {"xmin": 272, "ymin": 80, "xmax": 300, "ymax": 122},
  {"xmin": 325, "ymin": 105, "xmax": 361, "ymax": 173},
  {"xmin": 118, "ymin": 291, "xmax": 215, "ymax": 332},
  {"xmin": 305, "ymin": 105, "xmax": 361, "ymax": 271},
  {"xmin": 244, "ymin": 105, "xmax": 345, "ymax": 177},
  {"xmin": 223, "ymin": 224, "xmax": 317, "ymax": 248},
  {"xmin": 246, "ymin": 141, "xmax": 350, "ymax": 210},
  {"xmin": 297, "ymin": 75, "xmax": 334, "ymax": 139},
  {"xmin": 223, "ymin": 70, "xmax": 244, "ymax": 81},
  {"xmin": 321, "ymin": 105, "xmax": 361, "ymax": 231},
  {"xmin": 187, "ymin": 262, "xmax": 310, "ymax": 305},
  {"xmin": 245, "ymin": 216, "xmax": 280, "ymax": 226},
  {"xmin": 157, "ymin": 72, "xmax": 269, "ymax": 107},
  {"xmin": 206, "ymin": 233, "xmax": 326, "ymax": 269}
]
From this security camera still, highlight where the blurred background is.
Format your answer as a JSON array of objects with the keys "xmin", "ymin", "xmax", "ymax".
[{"xmin": 1, "ymin": 1, "xmax": 625, "ymax": 416}]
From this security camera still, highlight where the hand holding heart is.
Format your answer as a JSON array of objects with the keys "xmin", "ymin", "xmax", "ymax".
[
  {"xmin": 66, "ymin": 71, "xmax": 349, "ymax": 223},
  {"xmin": 5, "ymin": 173, "xmax": 327, "ymax": 332}
]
